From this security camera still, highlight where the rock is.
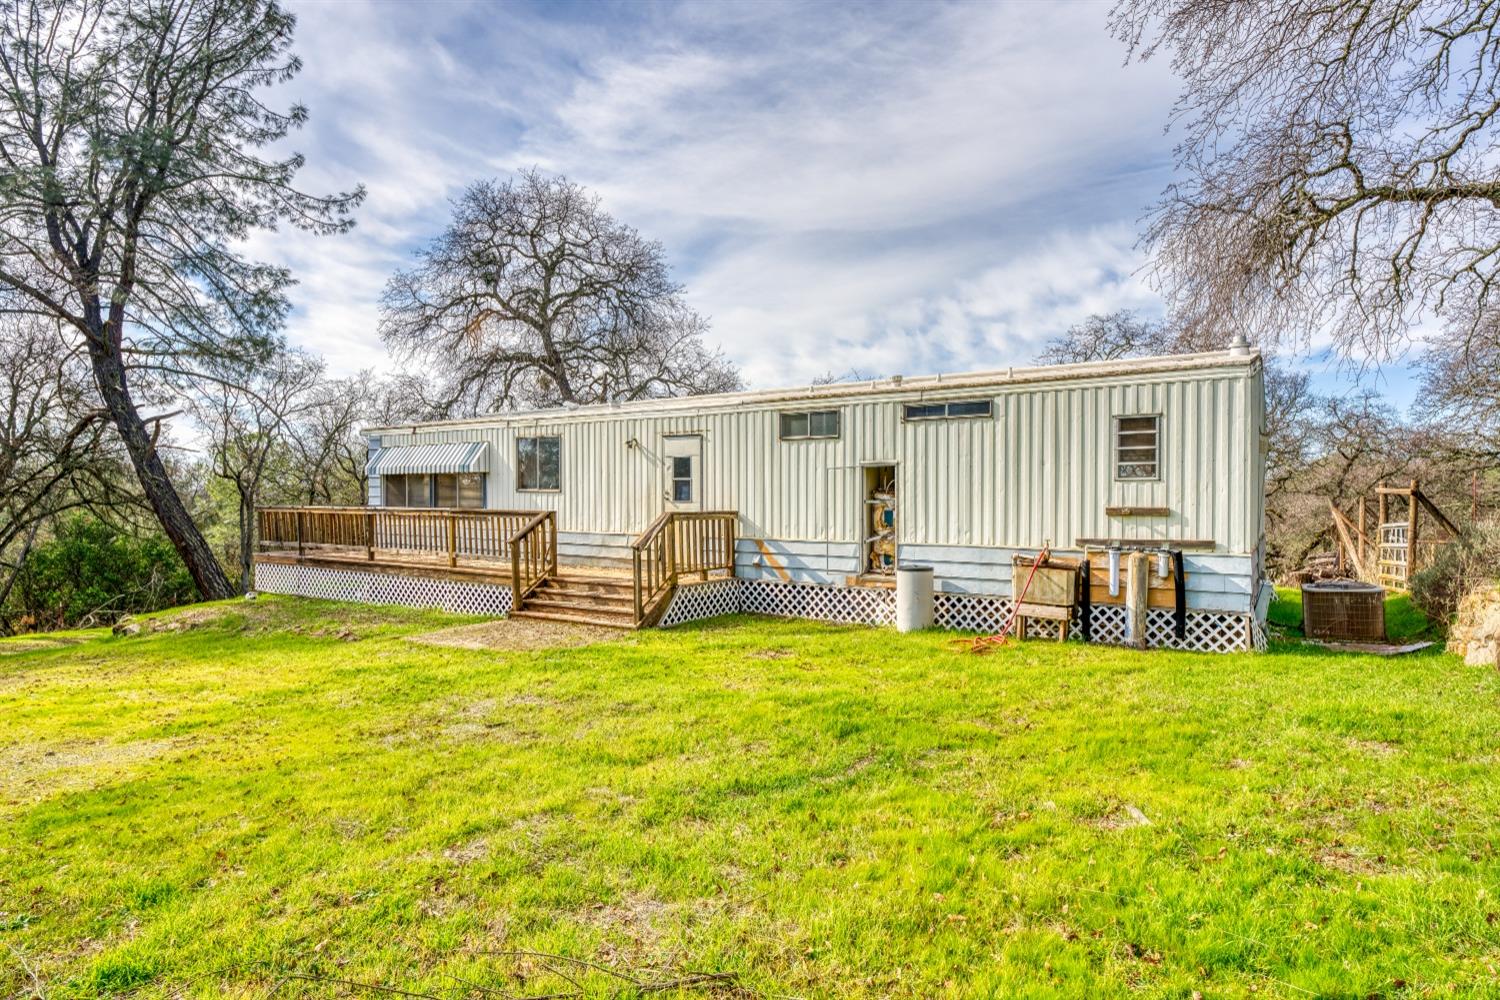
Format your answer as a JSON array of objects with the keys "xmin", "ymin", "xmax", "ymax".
[
  {"xmin": 112, "ymin": 617, "xmax": 141, "ymax": 637},
  {"xmin": 244, "ymin": 591, "xmax": 258, "ymax": 601},
  {"xmin": 1449, "ymin": 585, "xmax": 1500, "ymax": 667}
]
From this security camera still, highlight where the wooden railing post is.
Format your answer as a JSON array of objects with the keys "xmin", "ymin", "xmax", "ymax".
[
  {"xmin": 296, "ymin": 511, "xmax": 304, "ymax": 558},
  {"xmin": 511, "ymin": 536, "xmax": 523, "ymax": 610},
  {"xmin": 447, "ymin": 513, "xmax": 458, "ymax": 568},
  {"xmin": 548, "ymin": 512, "xmax": 558, "ymax": 576},
  {"xmin": 366, "ymin": 511, "xmax": 376, "ymax": 560}
]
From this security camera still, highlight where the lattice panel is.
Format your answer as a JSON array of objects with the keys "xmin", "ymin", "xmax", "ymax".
[
  {"xmin": 1145, "ymin": 608, "xmax": 1253, "ymax": 653},
  {"xmin": 741, "ymin": 580, "xmax": 896, "ymax": 626},
  {"xmin": 933, "ymin": 592, "xmax": 1011, "ymax": 632},
  {"xmin": 254, "ymin": 562, "xmax": 511, "ymax": 616},
  {"xmin": 660, "ymin": 578, "xmax": 742, "ymax": 627}
]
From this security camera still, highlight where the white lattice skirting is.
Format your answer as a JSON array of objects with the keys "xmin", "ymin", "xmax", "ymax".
[
  {"xmin": 258, "ymin": 563, "xmax": 1262, "ymax": 653},
  {"xmin": 662, "ymin": 579, "xmax": 1263, "ymax": 653},
  {"xmin": 255, "ymin": 562, "xmax": 513, "ymax": 616}
]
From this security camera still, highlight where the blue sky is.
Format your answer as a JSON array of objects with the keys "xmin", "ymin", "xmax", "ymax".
[{"xmin": 259, "ymin": 0, "xmax": 1423, "ymax": 410}]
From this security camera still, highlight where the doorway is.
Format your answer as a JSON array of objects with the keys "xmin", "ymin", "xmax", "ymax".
[
  {"xmin": 862, "ymin": 464, "xmax": 897, "ymax": 576},
  {"xmin": 663, "ymin": 435, "xmax": 702, "ymax": 512}
]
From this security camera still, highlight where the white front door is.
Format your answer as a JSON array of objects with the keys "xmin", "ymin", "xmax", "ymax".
[{"xmin": 663, "ymin": 435, "xmax": 702, "ymax": 512}]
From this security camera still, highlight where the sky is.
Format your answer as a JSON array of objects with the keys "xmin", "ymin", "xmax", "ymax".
[{"xmin": 260, "ymin": 0, "xmax": 1423, "ymax": 409}]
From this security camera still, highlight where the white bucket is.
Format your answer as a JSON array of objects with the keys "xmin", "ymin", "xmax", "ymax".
[{"xmin": 896, "ymin": 564, "xmax": 935, "ymax": 632}]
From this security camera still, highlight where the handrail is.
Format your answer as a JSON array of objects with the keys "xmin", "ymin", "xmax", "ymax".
[
  {"xmin": 508, "ymin": 511, "xmax": 558, "ymax": 609},
  {"xmin": 256, "ymin": 506, "xmax": 552, "ymax": 580},
  {"xmin": 629, "ymin": 510, "xmax": 737, "ymax": 627}
]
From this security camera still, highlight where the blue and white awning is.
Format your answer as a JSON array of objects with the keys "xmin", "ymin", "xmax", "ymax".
[{"xmin": 366, "ymin": 442, "xmax": 489, "ymax": 476}]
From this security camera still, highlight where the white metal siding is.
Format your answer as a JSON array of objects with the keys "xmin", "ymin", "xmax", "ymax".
[{"xmin": 374, "ymin": 363, "xmax": 1263, "ymax": 557}]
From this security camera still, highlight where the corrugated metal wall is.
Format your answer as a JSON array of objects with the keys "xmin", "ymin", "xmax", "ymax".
[{"xmin": 373, "ymin": 363, "xmax": 1264, "ymax": 556}]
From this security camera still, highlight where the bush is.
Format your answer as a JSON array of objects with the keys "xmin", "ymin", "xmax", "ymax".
[
  {"xmin": 1410, "ymin": 517, "xmax": 1500, "ymax": 623},
  {"xmin": 5, "ymin": 515, "xmax": 198, "ymax": 631}
]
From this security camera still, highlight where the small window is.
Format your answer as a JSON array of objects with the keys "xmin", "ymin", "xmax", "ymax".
[
  {"xmin": 903, "ymin": 399, "xmax": 993, "ymax": 420},
  {"xmin": 517, "ymin": 436, "xmax": 561, "ymax": 491},
  {"xmin": 1115, "ymin": 415, "xmax": 1160, "ymax": 480},
  {"xmin": 671, "ymin": 455, "xmax": 693, "ymax": 502},
  {"xmin": 780, "ymin": 409, "xmax": 841, "ymax": 440}
]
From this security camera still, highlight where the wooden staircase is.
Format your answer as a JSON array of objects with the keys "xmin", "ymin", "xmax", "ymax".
[
  {"xmin": 510, "ymin": 511, "xmax": 738, "ymax": 630},
  {"xmin": 509, "ymin": 573, "xmax": 637, "ymax": 629}
]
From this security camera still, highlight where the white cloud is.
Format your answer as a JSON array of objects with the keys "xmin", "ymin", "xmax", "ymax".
[{"xmin": 270, "ymin": 0, "xmax": 1180, "ymax": 385}]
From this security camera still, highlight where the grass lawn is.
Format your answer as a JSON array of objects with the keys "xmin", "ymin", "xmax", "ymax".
[{"xmin": 2, "ymin": 596, "xmax": 1499, "ymax": 998}]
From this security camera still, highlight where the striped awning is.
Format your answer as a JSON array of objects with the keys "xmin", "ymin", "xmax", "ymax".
[{"xmin": 366, "ymin": 442, "xmax": 489, "ymax": 476}]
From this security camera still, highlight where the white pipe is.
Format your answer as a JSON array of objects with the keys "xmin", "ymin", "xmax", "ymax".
[{"xmin": 1108, "ymin": 548, "xmax": 1121, "ymax": 597}]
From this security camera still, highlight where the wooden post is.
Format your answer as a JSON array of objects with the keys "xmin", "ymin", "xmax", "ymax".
[
  {"xmin": 510, "ymin": 537, "xmax": 523, "ymax": 610},
  {"xmin": 632, "ymin": 548, "xmax": 644, "ymax": 624},
  {"xmin": 296, "ymin": 511, "xmax": 304, "ymax": 558},
  {"xmin": 447, "ymin": 513, "xmax": 458, "ymax": 568},
  {"xmin": 1356, "ymin": 496, "xmax": 1367, "ymax": 569},
  {"xmin": 366, "ymin": 511, "xmax": 375, "ymax": 560},
  {"xmin": 665, "ymin": 514, "xmax": 677, "ymax": 582},
  {"xmin": 1407, "ymin": 477, "xmax": 1419, "ymax": 584},
  {"xmin": 548, "ymin": 512, "xmax": 558, "ymax": 577},
  {"xmin": 1125, "ymin": 551, "xmax": 1149, "ymax": 649}
]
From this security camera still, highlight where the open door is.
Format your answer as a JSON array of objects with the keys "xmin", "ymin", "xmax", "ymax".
[{"xmin": 663, "ymin": 435, "xmax": 702, "ymax": 512}]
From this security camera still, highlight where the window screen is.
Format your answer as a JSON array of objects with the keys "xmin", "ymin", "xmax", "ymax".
[
  {"xmin": 903, "ymin": 399, "xmax": 993, "ymax": 420},
  {"xmin": 671, "ymin": 455, "xmax": 693, "ymax": 502},
  {"xmin": 435, "ymin": 473, "xmax": 458, "ymax": 508},
  {"xmin": 517, "ymin": 436, "xmax": 561, "ymax": 490},
  {"xmin": 780, "ymin": 409, "xmax": 840, "ymax": 439},
  {"xmin": 1115, "ymin": 415, "xmax": 1160, "ymax": 480}
]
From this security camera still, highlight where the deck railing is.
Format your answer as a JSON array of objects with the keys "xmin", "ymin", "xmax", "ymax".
[
  {"xmin": 256, "ymin": 506, "xmax": 553, "ymax": 577},
  {"xmin": 630, "ymin": 511, "xmax": 737, "ymax": 626},
  {"xmin": 509, "ymin": 511, "xmax": 558, "ymax": 609}
]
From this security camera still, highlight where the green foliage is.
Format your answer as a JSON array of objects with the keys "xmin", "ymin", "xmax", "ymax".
[
  {"xmin": 2, "ymin": 597, "xmax": 1498, "ymax": 997},
  {"xmin": 5, "ymin": 515, "xmax": 197, "ymax": 631},
  {"xmin": 1410, "ymin": 517, "xmax": 1500, "ymax": 623}
]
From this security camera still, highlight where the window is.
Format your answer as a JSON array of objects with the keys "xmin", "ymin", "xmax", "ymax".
[
  {"xmin": 517, "ymin": 436, "xmax": 561, "ymax": 491},
  {"xmin": 780, "ymin": 409, "xmax": 841, "ymax": 440},
  {"xmin": 383, "ymin": 472, "xmax": 485, "ymax": 508},
  {"xmin": 671, "ymin": 455, "xmax": 693, "ymax": 502},
  {"xmin": 382, "ymin": 473, "xmax": 432, "ymax": 507},
  {"xmin": 1115, "ymin": 415, "xmax": 1160, "ymax": 480},
  {"xmin": 902, "ymin": 399, "xmax": 993, "ymax": 420}
]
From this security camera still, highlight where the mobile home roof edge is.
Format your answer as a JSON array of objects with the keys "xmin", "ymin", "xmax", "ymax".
[{"xmin": 366, "ymin": 348, "xmax": 1261, "ymax": 434}]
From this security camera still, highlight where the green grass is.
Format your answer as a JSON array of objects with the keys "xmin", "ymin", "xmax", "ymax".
[
  {"xmin": 1269, "ymin": 585, "xmax": 1434, "ymax": 642},
  {"xmin": 3, "ymin": 596, "xmax": 1499, "ymax": 998}
]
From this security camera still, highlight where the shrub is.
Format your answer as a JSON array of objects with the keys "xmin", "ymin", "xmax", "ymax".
[
  {"xmin": 5, "ymin": 515, "xmax": 198, "ymax": 631},
  {"xmin": 1410, "ymin": 517, "xmax": 1500, "ymax": 624}
]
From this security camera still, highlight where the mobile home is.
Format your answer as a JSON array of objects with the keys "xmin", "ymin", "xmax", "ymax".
[{"xmin": 255, "ymin": 348, "xmax": 1271, "ymax": 651}]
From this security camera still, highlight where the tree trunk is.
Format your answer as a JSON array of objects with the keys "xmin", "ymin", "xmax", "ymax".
[
  {"xmin": 86, "ymin": 342, "xmax": 235, "ymax": 601},
  {"xmin": 0, "ymin": 520, "xmax": 40, "ymax": 635},
  {"xmin": 238, "ymin": 485, "xmax": 254, "ymax": 594}
]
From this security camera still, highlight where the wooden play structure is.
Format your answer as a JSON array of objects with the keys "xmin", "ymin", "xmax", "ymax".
[{"xmin": 1329, "ymin": 479, "xmax": 1460, "ymax": 591}]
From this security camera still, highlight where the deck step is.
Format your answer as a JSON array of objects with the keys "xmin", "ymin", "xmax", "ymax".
[
  {"xmin": 510, "ymin": 608, "xmax": 635, "ymax": 629},
  {"xmin": 523, "ymin": 594, "xmax": 635, "ymax": 614}
]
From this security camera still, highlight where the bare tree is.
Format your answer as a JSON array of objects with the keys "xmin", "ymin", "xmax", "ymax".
[
  {"xmin": 1036, "ymin": 311, "xmax": 1182, "ymax": 364},
  {"xmin": 1112, "ymin": 1, "xmax": 1500, "ymax": 359},
  {"xmin": 0, "ymin": 316, "xmax": 127, "ymax": 625},
  {"xmin": 381, "ymin": 169, "xmax": 741, "ymax": 416},
  {"xmin": 0, "ymin": 0, "xmax": 362, "ymax": 600},
  {"xmin": 192, "ymin": 349, "xmax": 322, "ymax": 591}
]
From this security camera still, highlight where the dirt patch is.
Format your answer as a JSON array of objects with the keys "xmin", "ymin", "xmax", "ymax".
[
  {"xmin": 408, "ymin": 618, "xmax": 624, "ymax": 652},
  {"xmin": 1348, "ymin": 737, "xmax": 1400, "ymax": 758},
  {"xmin": 746, "ymin": 648, "xmax": 794, "ymax": 660},
  {"xmin": 1, "ymin": 738, "xmax": 179, "ymax": 804},
  {"xmin": 0, "ymin": 637, "xmax": 86, "ymax": 655}
]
